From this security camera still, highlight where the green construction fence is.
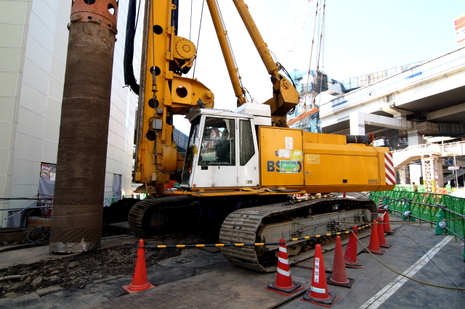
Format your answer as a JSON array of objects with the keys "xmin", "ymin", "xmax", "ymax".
[{"xmin": 370, "ymin": 187, "xmax": 465, "ymax": 260}]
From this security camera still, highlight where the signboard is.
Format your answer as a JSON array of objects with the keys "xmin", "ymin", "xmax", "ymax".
[
  {"xmin": 279, "ymin": 160, "xmax": 300, "ymax": 173},
  {"xmin": 447, "ymin": 166, "xmax": 461, "ymax": 171},
  {"xmin": 455, "ymin": 14, "xmax": 465, "ymax": 47}
]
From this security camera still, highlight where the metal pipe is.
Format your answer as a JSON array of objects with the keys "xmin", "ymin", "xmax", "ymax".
[
  {"xmin": 232, "ymin": 0, "xmax": 279, "ymax": 76},
  {"xmin": 346, "ymin": 134, "xmax": 375, "ymax": 145},
  {"xmin": 49, "ymin": 0, "xmax": 118, "ymax": 254}
]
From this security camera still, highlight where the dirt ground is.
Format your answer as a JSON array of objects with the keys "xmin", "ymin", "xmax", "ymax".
[
  {"xmin": 0, "ymin": 196, "xmax": 220, "ymax": 300},
  {"xmin": 0, "ymin": 225, "xmax": 193, "ymax": 298}
]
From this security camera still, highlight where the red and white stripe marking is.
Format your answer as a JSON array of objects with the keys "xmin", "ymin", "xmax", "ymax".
[
  {"xmin": 277, "ymin": 245, "xmax": 291, "ymax": 277},
  {"xmin": 384, "ymin": 153, "xmax": 396, "ymax": 185}
]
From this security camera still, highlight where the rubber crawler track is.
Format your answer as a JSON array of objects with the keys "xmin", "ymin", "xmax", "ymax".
[
  {"xmin": 219, "ymin": 197, "xmax": 375, "ymax": 272},
  {"xmin": 129, "ymin": 195, "xmax": 375, "ymax": 272},
  {"xmin": 128, "ymin": 195, "xmax": 196, "ymax": 236}
]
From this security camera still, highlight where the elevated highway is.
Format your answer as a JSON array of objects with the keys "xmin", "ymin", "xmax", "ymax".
[
  {"xmin": 319, "ymin": 46, "xmax": 465, "ymax": 142},
  {"xmin": 292, "ymin": 47, "xmax": 465, "ymax": 190}
]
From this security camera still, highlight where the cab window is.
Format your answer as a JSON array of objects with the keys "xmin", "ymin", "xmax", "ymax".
[{"xmin": 199, "ymin": 117, "xmax": 235, "ymax": 165}]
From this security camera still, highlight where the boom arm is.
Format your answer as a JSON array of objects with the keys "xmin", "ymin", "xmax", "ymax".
[
  {"xmin": 207, "ymin": 0, "xmax": 299, "ymax": 125},
  {"xmin": 133, "ymin": 0, "xmax": 214, "ymax": 193},
  {"xmin": 133, "ymin": 0, "xmax": 300, "ymax": 192},
  {"xmin": 206, "ymin": 0, "xmax": 247, "ymax": 107}
]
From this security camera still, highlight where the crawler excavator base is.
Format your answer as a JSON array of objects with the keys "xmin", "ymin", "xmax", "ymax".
[{"xmin": 128, "ymin": 194, "xmax": 377, "ymax": 272}]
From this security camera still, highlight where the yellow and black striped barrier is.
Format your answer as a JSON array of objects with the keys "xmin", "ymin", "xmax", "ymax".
[{"xmin": 143, "ymin": 223, "xmax": 371, "ymax": 249}]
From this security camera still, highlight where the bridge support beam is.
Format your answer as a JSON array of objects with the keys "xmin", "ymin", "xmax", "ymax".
[{"xmin": 349, "ymin": 112, "xmax": 413, "ymax": 136}]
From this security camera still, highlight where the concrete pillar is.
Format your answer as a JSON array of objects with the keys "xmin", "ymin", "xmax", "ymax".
[
  {"xmin": 435, "ymin": 159, "xmax": 444, "ymax": 188},
  {"xmin": 49, "ymin": 0, "xmax": 118, "ymax": 253},
  {"xmin": 349, "ymin": 112, "xmax": 365, "ymax": 135},
  {"xmin": 409, "ymin": 164, "xmax": 422, "ymax": 184},
  {"xmin": 397, "ymin": 166, "xmax": 410, "ymax": 185},
  {"xmin": 407, "ymin": 129, "xmax": 424, "ymax": 146}
]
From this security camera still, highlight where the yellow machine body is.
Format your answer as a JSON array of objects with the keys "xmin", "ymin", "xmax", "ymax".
[
  {"xmin": 126, "ymin": 0, "xmax": 396, "ymax": 251},
  {"xmin": 131, "ymin": 0, "xmax": 395, "ymax": 196},
  {"xmin": 259, "ymin": 126, "xmax": 393, "ymax": 192}
]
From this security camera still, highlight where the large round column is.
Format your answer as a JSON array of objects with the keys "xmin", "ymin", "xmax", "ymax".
[{"xmin": 49, "ymin": 0, "xmax": 118, "ymax": 253}]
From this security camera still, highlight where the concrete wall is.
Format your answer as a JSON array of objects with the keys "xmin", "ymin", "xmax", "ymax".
[{"xmin": 0, "ymin": 0, "xmax": 139, "ymax": 227}]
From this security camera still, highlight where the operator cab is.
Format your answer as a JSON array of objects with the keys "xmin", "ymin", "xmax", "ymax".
[{"xmin": 180, "ymin": 108, "xmax": 260, "ymax": 189}]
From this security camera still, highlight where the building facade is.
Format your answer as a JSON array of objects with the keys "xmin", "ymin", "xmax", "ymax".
[{"xmin": 0, "ymin": 0, "xmax": 139, "ymax": 227}]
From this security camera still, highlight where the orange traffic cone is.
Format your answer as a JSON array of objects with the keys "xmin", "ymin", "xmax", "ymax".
[
  {"xmin": 122, "ymin": 239, "xmax": 155, "ymax": 293},
  {"xmin": 365, "ymin": 221, "xmax": 384, "ymax": 255},
  {"xmin": 378, "ymin": 217, "xmax": 391, "ymax": 248},
  {"xmin": 344, "ymin": 226, "xmax": 363, "ymax": 269},
  {"xmin": 266, "ymin": 239, "xmax": 302, "ymax": 295},
  {"xmin": 377, "ymin": 197, "xmax": 384, "ymax": 213},
  {"xmin": 383, "ymin": 211, "xmax": 395, "ymax": 235},
  {"xmin": 327, "ymin": 236, "xmax": 354, "ymax": 288},
  {"xmin": 301, "ymin": 244, "xmax": 338, "ymax": 307}
]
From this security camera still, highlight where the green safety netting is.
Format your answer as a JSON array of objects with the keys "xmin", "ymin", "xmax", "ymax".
[
  {"xmin": 371, "ymin": 188, "xmax": 465, "ymax": 260},
  {"xmin": 370, "ymin": 189, "xmax": 465, "ymax": 240}
]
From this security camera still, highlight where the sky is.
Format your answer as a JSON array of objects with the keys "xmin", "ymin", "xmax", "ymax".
[{"xmin": 172, "ymin": 0, "xmax": 465, "ymax": 133}]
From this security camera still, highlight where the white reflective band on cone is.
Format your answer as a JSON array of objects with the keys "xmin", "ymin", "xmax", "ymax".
[
  {"xmin": 278, "ymin": 256, "xmax": 289, "ymax": 264},
  {"xmin": 277, "ymin": 268, "xmax": 291, "ymax": 277}
]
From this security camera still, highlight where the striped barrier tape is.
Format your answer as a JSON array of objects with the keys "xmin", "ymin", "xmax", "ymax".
[{"xmin": 143, "ymin": 223, "xmax": 371, "ymax": 249}]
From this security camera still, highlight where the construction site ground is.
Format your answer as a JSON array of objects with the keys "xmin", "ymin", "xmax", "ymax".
[{"xmin": 0, "ymin": 219, "xmax": 464, "ymax": 309}]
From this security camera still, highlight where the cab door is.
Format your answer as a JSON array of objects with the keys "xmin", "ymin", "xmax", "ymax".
[
  {"xmin": 182, "ymin": 113, "xmax": 259, "ymax": 189},
  {"xmin": 190, "ymin": 116, "xmax": 238, "ymax": 188}
]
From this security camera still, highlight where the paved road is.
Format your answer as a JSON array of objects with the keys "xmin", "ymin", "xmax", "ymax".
[{"xmin": 1, "ymin": 221, "xmax": 464, "ymax": 309}]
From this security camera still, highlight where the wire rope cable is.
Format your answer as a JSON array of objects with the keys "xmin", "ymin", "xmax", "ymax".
[{"xmin": 354, "ymin": 227, "xmax": 465, "ymax": 290}]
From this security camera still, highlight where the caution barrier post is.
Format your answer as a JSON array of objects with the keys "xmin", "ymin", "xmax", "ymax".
[
  {"xmin": 122, "ymin": 239, "xmax": 155, "ymax": 294},
  {"xmin": 378, "ymin": 217, "xmax": 391, "ymax": 248},
  {"xmin": 327, "ymin": 236, "xmax": 354, "ymax": 288},
  {"xmin": 365, "ymin": 221, "xmax": 384, "ymax": 255},
  {"xmin": 344, "ymin": 226, "xmax": 363, "ymax": 268},
  {"xmin": 301, "ymin": 244, "xmax": 338, "ymax": 307},
  {"xmin": 383, "ymin": 210, "xmax": 395, "ymax": 235},
  {"xmin": 266, "ymin": 239, "xmax": 303, "ymax": 296}
]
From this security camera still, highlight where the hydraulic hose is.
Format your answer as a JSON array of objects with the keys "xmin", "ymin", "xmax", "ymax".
[{"xmin": 123, "ymin": 0, "xmax": 140, "ymax": 95}]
